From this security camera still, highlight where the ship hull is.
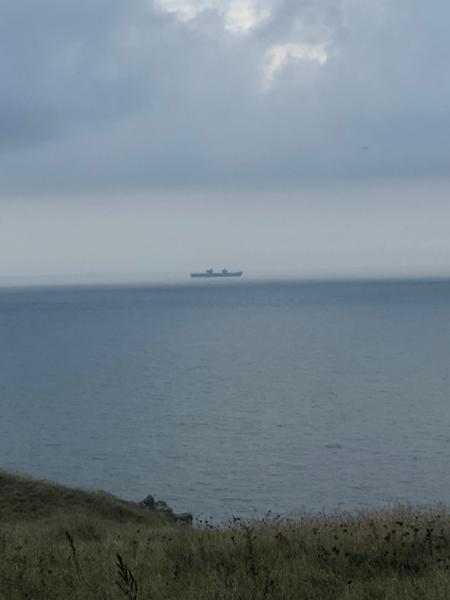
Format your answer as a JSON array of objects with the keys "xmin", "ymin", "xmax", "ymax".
[{"xmin": 190, "ymin": 272, "xmax": 243, "ymax": 278}]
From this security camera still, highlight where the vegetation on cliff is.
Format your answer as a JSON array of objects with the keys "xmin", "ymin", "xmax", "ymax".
[{"xmin": 1, "ymin": 471, "xmax": 450, "ymax": 599}]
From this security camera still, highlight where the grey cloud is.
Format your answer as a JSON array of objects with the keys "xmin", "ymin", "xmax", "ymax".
[{"xmin": 0, "ymin": 0, "xmax": 449, "ymax": 194}]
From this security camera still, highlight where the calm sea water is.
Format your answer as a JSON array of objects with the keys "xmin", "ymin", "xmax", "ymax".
[{"xmin": 1, "ymin": 279, "xmax": 449, "ymax": 520}]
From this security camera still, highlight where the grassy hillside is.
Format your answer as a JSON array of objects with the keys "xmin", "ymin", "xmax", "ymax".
[
  {"xmin": 1, "ymin": 471, "xmax": 450, "ymax": 599},
  {"xmin": 0, "ymin": 470, "xmax": 171, "ymax": 525}
]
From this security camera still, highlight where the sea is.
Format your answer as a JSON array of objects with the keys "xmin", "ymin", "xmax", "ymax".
[{"xmin": 1, "ymin": 279, "xmax": 449, "ymax": 521}]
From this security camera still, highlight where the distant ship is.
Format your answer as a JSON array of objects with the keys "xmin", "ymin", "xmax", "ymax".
[{"xmin": 190, "ymin": 268, "xmax": 243, "ymax": 278}]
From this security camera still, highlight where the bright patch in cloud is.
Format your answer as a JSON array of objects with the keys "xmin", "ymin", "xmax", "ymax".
[
  {"xmin": 153, "ymin": 0, "xmax": 210, "ymax": 22},
  {"xmin": 224, "ymin": 1, "xmax": 271, "ymax": 33},
  {"xmin": 263, "ymin": 43, "xmax": 328, "ymax": 89},
  {"xmin": 153, "ymin": 0, "xmax": 272, "ymax": 33}
]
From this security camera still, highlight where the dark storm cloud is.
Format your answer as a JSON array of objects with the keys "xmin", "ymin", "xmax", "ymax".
[{"xmin": 0, "ymin": 0, "xmax": 449, "ymax": 193}]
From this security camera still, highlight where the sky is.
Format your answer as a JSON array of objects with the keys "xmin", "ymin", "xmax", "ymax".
[{"xmin": 0, "ymin": 0, "xmax": 449, "ymax": 283}]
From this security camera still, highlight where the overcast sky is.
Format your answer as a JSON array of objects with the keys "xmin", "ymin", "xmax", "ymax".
[{"xmin": 1, "ymin": 0, "xmax": 449, "ymax": 282}]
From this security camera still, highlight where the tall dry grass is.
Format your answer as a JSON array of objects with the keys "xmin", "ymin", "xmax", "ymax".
[{"xmin": 1, "ymin": 471, "xmax": 450, "ymax": 599}]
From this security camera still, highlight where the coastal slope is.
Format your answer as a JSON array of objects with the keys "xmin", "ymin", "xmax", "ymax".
[{"xmin": 1, "ymin": 471, "xmax": 450, "ymax": 599}]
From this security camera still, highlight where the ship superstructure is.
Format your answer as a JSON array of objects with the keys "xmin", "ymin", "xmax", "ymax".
[{"xmin": 190, "ymin": 268, "xmax": 243, "ymax": 278}]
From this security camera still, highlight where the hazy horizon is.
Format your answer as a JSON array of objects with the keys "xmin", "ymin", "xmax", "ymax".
[{"xmin": 1, "ymin": 0, "xmax": 450, "ymax": 279}]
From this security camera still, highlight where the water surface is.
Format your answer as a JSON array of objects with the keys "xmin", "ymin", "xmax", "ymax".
[{"xmin": 1, "ymin": 280, "xmax": 449, "ymax": 519}]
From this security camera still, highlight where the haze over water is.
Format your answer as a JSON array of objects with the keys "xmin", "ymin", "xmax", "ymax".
[{"xmin": 1, "ymin": 279, "xmax": 449, "ymax": 520}]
